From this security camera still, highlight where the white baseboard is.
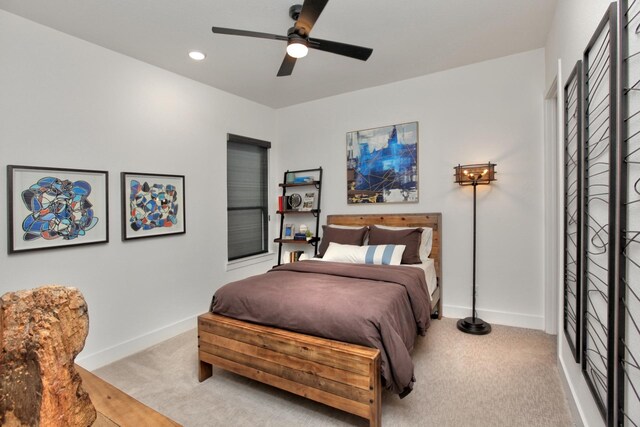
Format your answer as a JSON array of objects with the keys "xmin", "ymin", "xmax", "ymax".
[
  {"xmin": 76, "ymin": 314, "xmax": 197, "ymax": 370},
  {"xmin": 443, "ymin": 304, "xmax": 545, "ymax": 330},
  {"xmin": 558, "ymin": 354, "xmax": 585, "ymax": 427}
]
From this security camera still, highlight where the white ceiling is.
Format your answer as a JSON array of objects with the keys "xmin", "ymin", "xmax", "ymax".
[{"xmin": 0, "ymin": 0, "xmax": 558, "ymax": 108}]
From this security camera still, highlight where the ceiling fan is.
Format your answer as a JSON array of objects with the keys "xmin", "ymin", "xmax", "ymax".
[{"xmin": 211, "ymin": 0, "xmax": 373, "ymax": 77}]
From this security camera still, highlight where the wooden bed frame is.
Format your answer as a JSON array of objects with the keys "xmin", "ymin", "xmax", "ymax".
[{"xmin": 198, "ymin": 213, "xmax": 442, "ymax": 427}]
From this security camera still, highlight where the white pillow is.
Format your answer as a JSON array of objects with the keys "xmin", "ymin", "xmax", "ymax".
[
  {"xmin": 322, "ymin": 242, "xmax": 405, "ymax": 265},
  {"xmin": 374, "ymin": 225, "xmax": 433, "ymax": 262}
]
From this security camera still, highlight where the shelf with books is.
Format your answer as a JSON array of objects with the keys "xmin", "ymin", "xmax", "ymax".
[
  {"xmin": 278, "ymin": 181, "xmax": 320, "ymax": 188},
  {"xmin": 276, "ymin": 209, "xmax": 320, "ymax": 215},
  {"xmin": 276, "ymin": 167, "xmax": 323, "ymax": 266},
  {"xmin": 274, "ymin": 237, "xmax": 320, "ymax": 245}
]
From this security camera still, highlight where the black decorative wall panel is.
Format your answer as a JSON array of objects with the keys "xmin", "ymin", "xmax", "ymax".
[
  {"xmin": 620, "ymin": 0, "xmax": 640, "ymax": 425},
  {"xmin": 564, "ymin": 61, "xmax": 583, "ymax": 363},
  {"xmin": 581, "ymin": 3, "xmax": 617, "ymax": 423}
]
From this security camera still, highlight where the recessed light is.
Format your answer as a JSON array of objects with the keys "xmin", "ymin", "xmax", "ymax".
[{"xmin": 189, "ymin": 51, "xmax": 206, "ymax": 61}]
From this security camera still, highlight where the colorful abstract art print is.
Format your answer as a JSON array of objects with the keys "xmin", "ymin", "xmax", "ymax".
[
  {"xmin": 7, "ymin": 165, "xmax": 109, "ymax": 253},
  {"xmin": 346, "ymin": 122, "xmax": 419, "ymax": 204},
  {"xmin": 121, "ymin": 172, "xmax": 185, "ymax": 240}
]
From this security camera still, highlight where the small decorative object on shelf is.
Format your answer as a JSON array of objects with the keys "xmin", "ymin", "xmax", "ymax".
[
  {"xmin": 284, "ymin": 224, "xmax": 294, "ymax": 238},
  {"xmin": 293, "ymin": 176, "xmax": 313, "ymax": 184},
  {"xmin": 287, "ymin": 193, "xmax": 302, "ymax": 210},
  {"xmin": 275, "ymin": 167, "xmax": 323, "ymax": 266},
  {"xmin": 301, "ymin": 192, "xmax": 315, "ymax": 211}
]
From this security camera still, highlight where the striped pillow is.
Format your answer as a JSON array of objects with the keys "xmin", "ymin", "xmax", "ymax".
[
  {"xmin": 363, "ymin": 244, "xmax": 406, "ymax": 265},
  {"xmin": 322, "ymin": 242, "xmax": 406, "ymax": 265}
]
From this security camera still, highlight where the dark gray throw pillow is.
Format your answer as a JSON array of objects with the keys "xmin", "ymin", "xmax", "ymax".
[
  {"xmin": 318, "ymin": 226, "xmax": 368, "ymax": 258},
  {"xmin": 368, "ymin": 226, "xmax": 422, "ymax": 264}
]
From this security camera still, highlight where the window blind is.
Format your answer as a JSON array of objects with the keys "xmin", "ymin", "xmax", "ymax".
[{"xmin": 227, "ymin": 134, "xmax": 270, "ymax": 260}]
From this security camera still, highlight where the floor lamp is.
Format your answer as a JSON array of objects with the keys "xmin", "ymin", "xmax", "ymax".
[{"xmin": 454, "ymin": 162, "xmax": 497, "ymax": 335}]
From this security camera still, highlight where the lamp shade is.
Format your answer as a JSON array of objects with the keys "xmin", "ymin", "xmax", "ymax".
[{"xmin": 454, "ymin": 162, "xmax": 497, "ymax": 186}]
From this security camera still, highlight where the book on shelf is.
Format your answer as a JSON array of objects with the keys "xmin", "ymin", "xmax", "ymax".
[
  {"xmin": 293, "ymin": 233, "xmax": 307, "ymax": 240},
  {"xmin": 289, "ymin": 250, "xmax": 305, "ymax": 263},
  {"xmin": 278, "ymin": 196, "xmax": 283, "ymax": 212},
  {"xmin": 300, "ymin": 192, "xmax": 315, "ymax": 211}
]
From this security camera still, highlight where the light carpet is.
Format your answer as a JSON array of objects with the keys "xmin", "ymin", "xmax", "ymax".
[{"xmin": 93, "ymin": 317, "xmax": 574, "ymax": 426}]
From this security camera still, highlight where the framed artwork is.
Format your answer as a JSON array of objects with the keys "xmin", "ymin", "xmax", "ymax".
[
  {"xmin": 620, "ymin": 0, "xmax": 640, "ymax": 422},
  {"xmin": 284, "ymin": 224, "xmax": 294, "ymax": 238},
  {"xmin": 301, "ymin": 192, "xmax": 315, "ymax": 211},
  {"xmin": 7, "ymin": 165, "xmax": 109, "ymax": 254},
  {"xmin": 347, "ymin": 121, "xmax": 418, "ymax": 204},
  {"xmin": 581, "ymin": 4, "xmax": 617, "ymax": 420},
  {"xmin": 121, "ymin": 172, "xmax": 186, "ymax": 240},
  {"xmin": 563, "ymin": 60, "xmax": 582, "ymax": 364}
]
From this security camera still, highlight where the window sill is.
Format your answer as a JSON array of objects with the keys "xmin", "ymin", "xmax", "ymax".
[{"xmin": 226, "ymin": 252, "xmax": 276, "ymax": 271}]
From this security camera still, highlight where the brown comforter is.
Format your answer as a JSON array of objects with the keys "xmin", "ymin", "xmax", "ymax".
[{"xmin": 210, "ymin": 260, "xmax": 431, "ymax": 396}]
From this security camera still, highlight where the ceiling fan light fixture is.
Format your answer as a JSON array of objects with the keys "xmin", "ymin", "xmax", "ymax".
[
  {"xmin": 286, "ymin": 39, "xmax": 308, "ymax": 58},
  {"xmin": 211, "ymin": 1, "xmax": 373, "ymax": 76}
]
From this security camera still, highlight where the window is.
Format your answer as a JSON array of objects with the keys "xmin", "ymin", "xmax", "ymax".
[{"xmin": 227, "ymin": 134, "xmax": 271, "ymax": 261}]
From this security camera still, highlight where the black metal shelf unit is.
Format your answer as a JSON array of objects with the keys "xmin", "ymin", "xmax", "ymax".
[{"xmin": 275, "ymin": 167, "xmax": 323, "ymax": 266}]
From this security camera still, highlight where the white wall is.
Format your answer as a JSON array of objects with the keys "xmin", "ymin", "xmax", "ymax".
[
  {"xmin": 545, "ymin": 1, "xmax": 613, "ymax": 426},
  {"xmin": 545, "ymin": 0, "xmax": 613, "ymax": 90},
  {"xmin": 0, "ymin": 10, "xmax": 278, "ymax": 369},
  {"xmin": 276, "ymin": 49, "xmax": 546, "ymax": 329}
]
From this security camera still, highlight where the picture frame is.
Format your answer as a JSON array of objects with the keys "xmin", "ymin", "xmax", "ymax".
[
  {"xmin": 301, "ymin": 192, "xmax": 315, "ymax": 211},
  {"xmin": 121, "ymin": 172, "xmax": 186, "ymax": 240},
  {"xmin": 347, "ymin": 121, "xmax": 419, "ymax": 204},
  {"xmin": 7, "ymin": 165, "xmax": 109, "ymax": 254},
  {"xmin": 284, "ymin": 224, "xmax": 294, "ymax": 238}
]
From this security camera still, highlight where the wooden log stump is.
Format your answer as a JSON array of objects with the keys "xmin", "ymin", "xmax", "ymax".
[{"xmin": 0, "ymin": 285, "xmax": 97, "ymax": 427}]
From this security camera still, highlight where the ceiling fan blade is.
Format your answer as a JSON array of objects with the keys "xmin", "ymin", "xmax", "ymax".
[
  {"xmin": 277, "ymin": 54, "xmax": 297, "ymax": 77},
  {"xmin": 308, "ymin": 38, "xmax": 373, "ymax": 61},
  {"xmin": 295, "ymin": 0, "xmax": 329, "ymax": 36},
  {"xmin": 212, "ymin": 26, "xmax": 287, "ymax": 41}
]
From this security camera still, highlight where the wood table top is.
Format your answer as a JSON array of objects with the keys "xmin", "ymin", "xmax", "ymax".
[{"xmin": 76, "ymin": 365, "xmax": 182, "ymax": 427}]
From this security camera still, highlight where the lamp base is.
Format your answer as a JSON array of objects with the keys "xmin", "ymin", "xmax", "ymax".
[{"xmin": 457, "ymin": 317, "xmax": 492, "ymax": 335}]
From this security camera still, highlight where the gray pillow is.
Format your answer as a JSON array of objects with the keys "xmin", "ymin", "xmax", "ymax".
[
  {"xmin": 368, "ymin": 225, "xmax": 422, "ymax": 264},
  {"xmin": 318, "ymin": 226, "xmax": 368, "ymax": 257}
]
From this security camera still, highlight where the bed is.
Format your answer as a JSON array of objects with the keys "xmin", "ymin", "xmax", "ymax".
[{"xmin": 198, "ymin": 213, "xmax": 442, "ymax": 427}]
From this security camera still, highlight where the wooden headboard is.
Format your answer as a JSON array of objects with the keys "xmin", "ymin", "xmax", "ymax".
[{"xmin": 326, "ymin": 213, "xmax": 442, "ymax": 280}]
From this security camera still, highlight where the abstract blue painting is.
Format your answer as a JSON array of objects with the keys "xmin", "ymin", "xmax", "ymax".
[
  {"xmin": 21, "ymin": 177, "xmax": 99, "ymax": 241},
  {"xmin": 347, "ymin": 122, "xmax": 418, "ymax": 204},
  {"xmin": 121, "ymin": 172, "xmax": 185, "ymax": 240},
  {"xmin": 8, "ymin": 165, "xmax": 109, "ymax": 253},
  {"xmin": 128, "ymin": 180, "xmax": 179, "ymax": 231}
]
